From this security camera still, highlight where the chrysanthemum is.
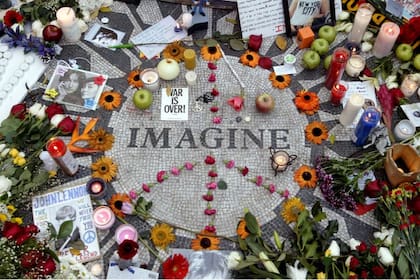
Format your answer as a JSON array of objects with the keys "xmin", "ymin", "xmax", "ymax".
[
  {"xmin": 305, "ymin": 121, "xmax": 328, "ymax": 145},
  {"xmin": 294, "ymin": 165, "xmax": 318, "ymax": 188},
  {"xmin": 162, "ymin": 41, "xmax": 185, "ymax": 62},
  {"xmin": 108, "ymin": 193, "xmax": 131, "ymax": 218},
  {"xmin": 127, "ymin": 69, "xmax": 143, "ymax": 88},
  {"xmin": 99, "ymin": 91, "xmax": 122, "ymax": 110},
  {"xmin": 281, "ymin": 197, "xmax": 306, "ymax": 224},
  {"xmin": 162, "ymin": 254, "xmax": 189, "ymax": 279},
  {"xmin": 236, "ymin": 219, "xmax": 250, "ymax": 240},
  {"xmin": 150, "ymin": 223, "xmax": 176, "ymax": 249},
  {"xmin": 201, "ymin": 45, "xmax": 222, "ymax": 61},
  {"xmin": 191, "ymin": 230, "xmax": 220, "ymax": 250},
  {"xmin": 91, "ymin": 156, "xmax": 117, "ymax": 182},
  {"xmin": 240, "ymin": 50, "xmax": 260, "ymax": 68},
  {"xmin": 88, "ymin": 129, "xmax": 115, "ymax": 151},
  {"xmin": 269, "ymin": 72, "xmax": 291, "ymax": 89},
  {"xmin": 294, "ymin": 90, "xmax": 319, "ymax": 115}
]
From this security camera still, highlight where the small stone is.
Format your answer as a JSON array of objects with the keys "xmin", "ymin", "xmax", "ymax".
[
  {"xmin": 244, "ymin": 116, "xmax": 251, "ymax": 122},
  {"xmin": 101, "ymin": 17, "xmax": 110, "ymax": 24},
  {"xmin": 236, "ymin": 116, "xmax": 242, "ymax": 123},
  {"xmin": 90, "ymin": 263, "xmax": 103, "ymax": 276}
]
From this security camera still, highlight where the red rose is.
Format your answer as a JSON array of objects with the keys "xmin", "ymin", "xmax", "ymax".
[
  {"xmin": 364, "ymin": 180, "xmax": 384, "ymax": 198},
  {"xmin": 24, "ymin": 224, "xmax": 39, "ymax": 235},
  {"xmin": 248, "ymin": 34, "xmax": 263, "ymax": 52},
  {"xmin": 57, "ymin": 116, "xmax": 75, "ymax": 134},
  {"xmin": 371, "ymin": 265, "xmax": 385, "ymax": 277},
  {"xmin": 2, "ymin": 221, "xmax": 22, "ymax": 239},
  {"xmin": 15, "ymin": 232, "xmax": 33, "ymax": 245},
  {"xmin": 210, "ymin": 106, "xmax": 219, "ymax": 113},
  {"xmin": 38, "ymin": 257, "xmax": 56, "ymax": 276},
  {"xmin": 350, "ymin": 256, "xmax": 360, "ymax": 270},
  {"xmin": 45, "ymin": 103, "xmax": 64, "ymax": 120},
  {"xmin": 118, "ymin": 239, "xmax": 139, "ymax": 260},
  {"xmin": 156, "ymin": 170, "xmax": 167, "ymax": 183},
  {"xmin": 3, "ymin": 10, "xmax": 24, "ymax": 28},
  {"xmin": 204, "ymin": 155, "xmax": 216, "ymax": 165},
  {"xmin": 258, "ymin": 56, "xmax": 273, "ymax": 70},
  {"xmin": 360, "ymin": 270, "xmax": 368, "ymax": 279},
  {"xmin": 370, "ymin": 245, "xmax": 378, "ymax": 254},
  {"xmin": 357, "ymin": 241, "xmax": 367, "ymax": 253},
  {"xmin": 208, "ymin": 170, "xmax": 218, "ymax": 177},
  {"xmin": 408, "ymin": 195, "xmax": 420, "ymax": 213},
  {"xmin": 398, "ymin": 16, "xmax": 420, "ymax": 44},
  {"xmin": 211, "ymin": 88, "xmax": 219, "ymax": 96},
  {"xmin": 388, "ymin": 88, "xmax": 404, "ymax": 107},
  {"xmin": 21, "ymin": 250, "xmax": 44, "ymax": 268},
  {"xmin": 241, "ymin": 166, "xmax": 249, "ymax": 176},
  {"xmin": 10, "ymin": 103, "xmax": 26, "ymax": 119}
]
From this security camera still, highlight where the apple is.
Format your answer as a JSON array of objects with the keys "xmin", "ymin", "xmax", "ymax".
[
  {"xmin": 395, "ymin": 43, "xmax": 413, "ymax": 62},
  {"xmin": 255, "ymin": 93, "xmax": 275, "ymax": 113},
  {"xmin": 311, "ymin": 38, "xmax": 330, "ymax": 56},
  {"xmin": 42, "ymin": 25, "xmax": 63, "ymax": 43},
  {"xmin": 318, "ymin": 25, "xmax": 337, "ymax": 44},
  {"xmin": 133, "ymin": 88, "xmax": 153, "ymax": 110},
  {"xmin": 413, "ymin": 54, "xmax": 420, "ymax": 71},
  {"xmin": 324, "ymin": 54, "xmax": 332, "ymax": 70},
  {"xmin": 302, "ymin": 50, "xmax": 321, "ymax": 70}
]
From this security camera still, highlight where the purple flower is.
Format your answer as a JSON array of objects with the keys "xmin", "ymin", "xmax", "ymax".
[
  {"xmin": 121, "ymin": 202, "xmax": 134, "ymax": 215},
  {"xmin": 184, "ymin": 162, "xmax": 194, "ymax": 170},
  {"xmin": 204, "ymin": 208, "xmax": 217, "ymax": 215},
  {"xmin": 129, "ymin": 190, "xmax": 138, "ymax": 200},
  {"xmin": 206, "ymin": 182, "xmax": 217, "ymax": 189},
  {"xmin": 142, "ymin": 183, "xmax": 151, "ymax": 193},
  {"xmin": 171, "ymin": 167, "xmax": 180, "ymax": 176},
  {"xmin": 269, "ymin": 184, "xmax": 276, "ymax": 193}
]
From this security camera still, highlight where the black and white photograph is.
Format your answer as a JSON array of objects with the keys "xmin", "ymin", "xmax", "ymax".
[{"xmin": 84, "ymin": 23, "xmax": 125, "ymax": 49}]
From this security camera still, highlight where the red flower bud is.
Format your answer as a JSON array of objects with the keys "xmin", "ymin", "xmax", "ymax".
[
  {"xmin": 204, "ymin": 155, "xmax": 216, "ymax": 165},
  {"xmin": 350, "ymin": 257, "xmax": 360, "ymax": 270},
  {"xmin": 10, "ymin": 103, "xmax": 26, "ymax": 120},
  {"xmin": 241, "ymin": 166, "xmax": 249, "ymax": 176},
  {"xmin": 409, "ymin": 195, "xmax": 420, "ymax": 213},
  {"xmin": 57, "ymin": 116, "xmax": 75, "ymax": 134},
  {"xmin": 248, "ymin": 34, "xmax": 263, "ymax": 52},
  {"xmin": 45, "ymin": 103, "xmax": 64, "ymax": 120},
  {"xmin": 357, "ymin": 241, "xmax": 367, "ymax": 253},
  {"xmin": 207, "ymin": 62, "xmax": 217, "ymax": 70},
  {"xmin": 210, "ymin": 106, "xmax": 219, "ymax": 113},
  {"xmin": 370, "ymin": 245, "xmax": 378, "ymax": 254},
  {"xmin": 364, "ymin": 180, "xmax": 384, "ymax": 198},
  {"xmin": 38, "ymin": 257, "xmax": 56, "ymax": 276},
  {"xmin": 371, "ymin": 265, "xmax": 385, "ymax": 277},
  {"xmin": 2, "ymin": 221, "xmax": 22, "ymax": 239},
  {"xmin": 208, "ymin": 170, "xmax": 218, "ymax": 177},
  {"xmin": 258, "ymin": 56, "xmax": 273, "ymax": 70}
]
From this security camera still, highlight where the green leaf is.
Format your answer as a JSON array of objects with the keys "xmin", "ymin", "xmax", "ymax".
[
  {"xmin": 233, "ymin": 257, "xmax": 260, "ymax": 270},
  {"xmin": 194, "ymin": 39, "xmax": 206, "ymax": 47},
  {"xmin": 57, "ymin": 220, "xmax": 73, "ymax": 239},
  {"xmin": 397, "ymin": 250, "xmax": 410, "ymax": 279},
  {"xmin": 217, "ymin": 179, "xmax": 227, "ymax": 190},
  {"xmin": 69, "ymin": 240, "xmax": 85, "ymax": 250},
  {"xmin": 238, "ymin": 236, "xmax": 248, "ymax": 251},
  {"xmin": 19, "ymin": 169, "xmax": 32, "ymax": 181},
  {"xmin": 229, "ymin": 39, "xmax": 246, "ymax": 51},
  {"xmin": 297, "ymin": 209, "xmax": 309, "ymax": 228},
  {"xmin": 311, "ymin": 201, "xmax": 326, "ymax": 222},
  {"xmin": 322, "ymin": 220, "xmax": 339, "ymax": 240},
  {"xmin": 244, "ymin": 212, "xmax": 260, "ymax": 236},
  {"xmin": 304, "ymin": 241, "xmax": 319, "ymax": 258},
  {"xmin": 206, "ymin": 39, "xmax": 218, "ymax": 47}
]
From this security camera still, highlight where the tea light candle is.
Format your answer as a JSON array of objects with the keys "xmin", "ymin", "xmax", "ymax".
[
  {"xmin": 339, "ymin": 93, "xmax": 365, "ymax": 126},
  {"xmin": 185, "ymin": 71, "xmax": 197, "ymax": 86},
  {"xmin": 352, "ymin": 107, "xmax": 381, "ymax": 146},
  {"xmin": 93, "ymin": 206, "xmax": 115, "ymax": 230},
  {"xmin": 400, "ymin": 75, "xmax": 418, "ymax": 97},
  {"xmin": 372, "ymin": 22, "xmax": 400, "ymax": 58},
  {"xmin": 56, "ymin": 7, "xmax": 81, "ymax": 42},
  {"xmin": 330, "ymin": 81, "xmax": 348, "ymax": 106},
  {"xmin": 140, "ymin": 68, "xmax": 160, "ymax": 92},
  {"xmin": 345, "ymin": 55, "xmax": 366, "ymax": 77},
  {"xmin": 183, "ymin": 49, "xmax": 196, "ymax": 70},
  {"xmin": 394, "ymin": 119, "xmax": 415, "ymax": 141},
  {"xmin": 87, "ymin": 178, "xmax": 107, "ymax": 199},
  {"xmin": 344, "ymin": 42, "xmax": 361, "ymax": 55},
  {"xmin": 115, "ymin": 224, "xmax": 138, "ymax": 244},
  {"xmin": 272, "ymin": 151, "xmax": 289, "ymax": 172},
  {"xmin": 348, "ymin": 3, "xmax": 375, "ymax": 44}
]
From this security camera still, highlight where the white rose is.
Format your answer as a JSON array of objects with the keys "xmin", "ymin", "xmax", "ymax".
[
  {"xmin": 361, "ymin": 41, "xmax": 373, "ymax": 52},
  {"xmin": 286, "ymin": 260, "xmax": 308, "ymax": 279},
  {"xmin": 31, "ymin": 20, "xmax": 44, "ymax": 37},
  {"xmin": 373, "ymin": 227, "xmax": 394, "ymax": 247},
  {"xmin": 227, "ymin": 251, "xmax": 243, "ymax": 270},
  {"xmin": 362, "ymin": 31, "xmax": 374, "ymax": 41},
  {"xmin": 337, "ymin": 11, "xmax": 350, "ymax": 21},
  {"xmin": 347, "ymin": 238, "xmax": 361, "ymax": 251},
  {"xmin": 1, "ymin": 148, "xmax": 10, "ymax": 158},
  {"xmin": 327, "ymin": 240, "xmax": 340, "ymax": 257},
  {"xmin": 50, "ymin": 114, "xmax": 65, "ymax": 128},
  {"xmin": 0, "ymin": 175, "xmax": 12, "ymax": 194},
  {"xmin": 0, "ymin": 143, "xmax": 6, "ymax": 153},
  {"xmin": 28, "ymin": 103, "xmax": 47, "ymax": 120},
  {"xmin": 378, "ymin": 247, "xmax": 394, "ymax": 266},
  {"xmin": 345, "ymin": 256, "xmax": 352, "ymax": 267}
]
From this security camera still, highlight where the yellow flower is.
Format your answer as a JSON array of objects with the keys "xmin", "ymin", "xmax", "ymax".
[
  {"xmin": 281, "ymin": 197, "xmax": 306, "ymax": 224},
  {"xmin": 91, "ymin": 156, "xmax": 118, "ymax": 182},
  {"xmin": 325, "ymin": 249, "xmax": 331, "ymax": 257},
  {"xmin": 13, "ymin": 157, "xmax": 26, "ymax": 166},
  {"xmin": 11, "ymin": 217, "xmax": 23, "ymax": 224},
  {"xmin": 6, "ymin": 205, "xmax": 16, "ymax": 213},
  {"xmin": 317, "ymin": 272, "xmax": 326, "ymax": 280},
  {"xmin": 150, "ymin": 223, "xmax": 176, "ymax": 249},
  {"xmin": 45, "ymin": 88, "xmax": 59, "ymax": 99},
  {"xmin": 9, "ymin": 148, "xmax": 19, "ymax": 158},
  {"xmin": 49, "ymin": 170, "xmax": 57, "ymax": 178},
  {"xmin": 0, "ymin": 213, "xmax": 8, "ymax": 222},
  {"xmin": 88, "ymin": 129, "xmax": 115, "ymax": 151}
]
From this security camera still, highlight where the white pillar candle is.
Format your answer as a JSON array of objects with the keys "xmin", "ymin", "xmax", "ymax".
[
  {"xmin": 348, "ymin": 3, "xmax": 375, "ymax": 44},
  {"xmin": 181, "ymin": 12, "xmax": 193, "ymax": 29},
  {"xmin": 400, "ymin": 74, "xmax": 418, "ymax": 97},
  {"xmin": 339, "ymin": 93, "xmax": 365, "ymax": 126},
  {"xmin": 140, "ymin": 68, "xmax": 160, "ymax": 92},
  {"xmin": 56, "ymin": 7, "xmax": 81, "ymax": 42},
  {"xmin": 345, "ymin": 55, "xmax": 366, "ymax": 77},
  {"xmin": 373, "ymin": 22, "xmax": 400, "ymax": 58},
  {"xmin": 394, "ymin": 119, "xmax": 415, "ymax": 141},
  {"xmin": 185, "ymin": 71, "xmax": 197, "ymax": 86}
]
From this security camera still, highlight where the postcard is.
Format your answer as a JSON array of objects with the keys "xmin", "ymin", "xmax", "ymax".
[
  {"xmin": 401, "ymin": 103, "xmax": 420, "ymax": 127},
  {"xmin": 161, "ymin": 87, "xmax": 189, "ymax": 121},
  {"xmin": 84, "ymin": 23, "xmax": 125, "ymax": 50}
]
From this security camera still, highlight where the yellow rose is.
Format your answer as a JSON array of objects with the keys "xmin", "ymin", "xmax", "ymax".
[
  {"xmin": 11, "ymin": 217, "xmax": 23, "ymax": 224},
  {"xmin": 9, "ymin": 148, "xmax": 19, "ymax": 158},
  {"xmin": 0, "ymin": 213, "xmax": 8, "ymax": 222}
]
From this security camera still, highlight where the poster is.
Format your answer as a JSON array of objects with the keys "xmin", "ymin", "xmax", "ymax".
[{"xmin": 161, "ymin": 87, "xmax": 189, "ymax": 121}]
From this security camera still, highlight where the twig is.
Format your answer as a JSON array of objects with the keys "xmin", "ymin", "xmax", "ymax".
[{"xmin": 218, "ymin": 44, "xmax": 246, "ymax": 90}]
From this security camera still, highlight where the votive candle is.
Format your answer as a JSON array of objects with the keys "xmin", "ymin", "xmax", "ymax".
[
  {"xmin": 325, "ymin": 47, "xmax": 350, "ymax": 89},
  {"xmin": 183, "ymin": 49, "xmax": 196, "ymax": 70},
  {"xmin": 272, "ymin": 151, "xmax": 289, "ymax": 172},
  {"xmin": 140, "ymin": 68, "xmax": 160, "ymax": 92},
  {"xmin": 373, "ymin": 22, "xmax": 400, "ymax": 58},
  {"xmin": 86, "ymin": 178, "xmax": 107, "ymax": 199},
  {"xmin": 400, "ymin": 74, "xmax": 418, "ymax": 97},
  {"xmin": 330, "ymin": 81, "xmax": 348, "ymax": 106},
  {"xmin": 345, "ymin": 55, "xmax": 366, "ymax": 77},
  {"xmin": 339, "ymin": 93, "xmax": 365, "ymax": 126},
  {"xmin": 352, "ymin": 107, "xmax": 381, "ymax": 146},
  {"xmin": 46, "ymin": 138, "xmax": 79, "ymax": 176},
  {"xmin": 394, "ymin": 119, "xmax": 415, "ymax": 141},
  {"xmin": 115, "ymin": 224, "xmax": 138, "ymax": 244},
  {"xmin": 185, "ymin": 71, "xmax": 197, "ymax": 86},
  {"xmin": 56, "ymin": 7, "xmax": 81, "ymax": 42},
  {"xmin": 93, "ymin": 206, "xmax": 115, "ymax": 230},
  {"xmin": 348, "ymin": 3, "xmax": 375, "ymax": 44}
]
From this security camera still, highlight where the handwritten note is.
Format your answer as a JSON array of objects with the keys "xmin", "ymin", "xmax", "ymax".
[
  {"xmin": 237, "ymin": 0, "xmax": 286, "ymax": 38},
  {"xmin": 161, "ymin": 87, "xmax": 189, "ymax": 121},
  {"xmin": 130, "ymin": 16, "xmax": 187, "ymax": 59}
]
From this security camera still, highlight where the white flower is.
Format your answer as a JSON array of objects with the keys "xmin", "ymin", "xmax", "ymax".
[
  {"xmin": 31, "ymin": 20, "xmax": 44, "ymax": 37},
  {"xmin": 0, "ymin": 144, "xmax": 6, "ymax": 153},
  {"xmin": 335, "ymin": 22, "xmax": 352, "ymax": 32},
  {"xmin": 286, "ymin": 260, "xmax": 308, "ymax": 279},
  {"xmin": 361, "ymin": 41, "xmax": 373, "ymax": 52},
  {"xmin": 373, "ymin": 227, "xmax": 394, "ymax": 247},
  {"xmin": 18, "ymin": 152, "xmax": 25, "ymax": 158},
  {"xmin": 326, "ymin": 240, "xmax": 340, "ymax": 258},
  {"xmin": 345, "ymin": 256, "xmax": 352, "ymax": 267},
  {"xmin": 347, "ymin": 238, "xmax": 361, "ymax": 251},
  {"xmin": 28, "ymin": 103, "xmax": 47, "ymax": 120},
  {"xmin": 378, "ymin": 247, "xmax": 394, "ymax": 266},
  {"xmin": 1, "ymin": 148, "xmax": 10, "ymax": 158},
  {"xmin": 345, "ymin": 23, "xmax": 353, "ymax": 33},
  {"xmin": 337, "ymin": 11, "xmax": 350, "ymax": 21},
  {"xmin": 227, "ymin": 251, "xmax": 243, "ymax": 270},
  {"xmin": 0, "ymin": 175, "xmax": 12, "ymax": 194},
  {"xmin": 77, "ymin": 19, "xmax": 89, "ymax": 33},
  {"xmin": 362, "ymin": 31, "xmax": 374, "ymax": 41},
  {"xmin": 259, "ymin": 252, "xmax": 280, "ymax": 274},
  {"xmin": 386, "ymin": 75, "xmax": 398, "ymax": 89},
  {"xmin": 50, "ymin": 114, "xmax": 65, "ymax": 128}
]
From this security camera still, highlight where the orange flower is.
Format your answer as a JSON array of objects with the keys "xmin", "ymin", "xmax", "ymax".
[
  {"xmin": 294, "ymin": 90, "xmax": 319, "ymax": 115},
  {"xmin": 162, "ymin": 41, "xmax": 185, "ymax": 62},
  {"xmin": 305, "ymin": 121, "xmax": 328, "ymax": 144},
  {"xmin": 127, "ymin": 69, "xmax": 143, "ymax": 88},
  {"xmin": 99, "ymin": 91, "xmax": 122, "ymax": 110},
  {"xmin": 236, "ymin": 219, "xmax": 250, "ymax": 239},
  {"xmin": 294, "ymin": 165, "xmax": 317, "ymax": 188},
  {"xmin": 240, "ymin": 50, "xmax": 260, "ymax": 68},
  {"xmin": 108, "ymin": 193, "xmax": 131, "ymax": 218},
  {"xmin": 201, "ymin": 45, "xmax": 222, "ymax": 61},
  {"xmin": 191, "ymin": 230, "xmax": 220, "ymax": 250},
  {"xmin": 269, "ymin": 72, "xmax": 291, "ymax": 89}
]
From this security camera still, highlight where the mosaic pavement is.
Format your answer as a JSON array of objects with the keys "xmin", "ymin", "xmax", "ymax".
[{"xmin": 37, "ymin": 0, "xmax": 384, "ymax": 273}]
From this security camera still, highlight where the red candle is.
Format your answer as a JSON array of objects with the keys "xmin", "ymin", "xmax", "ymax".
[
  {"xmin": 46, "ymin": 138, "xmax": 66, "ymax": 157},
  {"xmin": 325, "ymin": 47, "xmax": 349, "ymax": 89},
  {"xmin": 330, "ymin": 82, "xmax": 348, "ymax": 106},
  {"xmin": 46, "ymin": 138, "xmax": 79, "ymax": 176}
]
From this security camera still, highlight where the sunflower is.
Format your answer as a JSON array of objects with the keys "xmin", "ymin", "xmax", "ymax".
[
  {"xmin": 240, "ymin": 50, "xmax": 260, "ymax": 68},
  {"xmin": 236, "ymin": 219, "xmax": 250, "ymax": 239},
  {"xmin": 294, "ymin": 165, "xmax": 318, "ymax": 188},
  {"xmin": 269, "ymin": 72, "xmax": 291, "ymax": 89},
  {"xmin": 88, "ymin": 129, "xmax": 115, "ymax": 151},
  {"xmin": 281, "ymin": 197, "xmax": 306, "ymax": 224},
  {"xmin": 162, "ymin": 41, "xmax": 185, "ymax": 62},
  {"xmin": 150, "ymin": 223, "xmax": 176, "ymax": 249},
  {"xmin": 127, "ymin": 69, "xmax": 143, "ymax": 88},
  {"xmin": 99, "ymin": 91, "xmax": 122, "ymax": 110},
  {"xmin": 201, "ymin": 45, "xmax": 222, "ymax": 61},
  {"xmin": 305, "ymin": 121, "xmax": 328, "ymax": 145},
  {"xmin": 91, "ymin": 156, "xmax": 118, "ymax": 182},
  {"xmin": 108, "ymin": 193, "xmax": 131, "ymax": 218},
  {"xmin": 294, "ymin": 89, "xmax": 319, "ymax": 115},
  {"xmin": 191, "ymin": 230, "xmax": 220, "ymax": 250}
]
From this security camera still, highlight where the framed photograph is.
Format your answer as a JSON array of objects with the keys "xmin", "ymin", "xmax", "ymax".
[
  {"xmin": 44, "ymin": 65, "xmax": 108, "ymax": 110},
  {"xmin": 84, "ymin": 23, "xmax": 125, "ymax": 50},
  {"xmin": 283, "ymin": 0, "xmax": 336, "ymax": 37}
]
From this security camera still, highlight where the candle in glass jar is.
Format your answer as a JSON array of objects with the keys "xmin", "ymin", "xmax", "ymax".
[
  {"xmin": 348, "ymin": 3, "xmax": 375, "ymax": 44},
  {"xmin": 115, "ymin": 224, "xmax": 138, "ymax": 244},
  {"xmin": 46, "ymin": 138, "xmax": 79, "ymax": 176},
  {"xmin": 339, "ymin": 93, "xmax": 365, "ymax": 126},
  {"xmin": 394, "ymin": 120, "xmax": 415, "ymax": 141},
  {"xmin": 56, "ymin": 7, "xmax": 81, "ymax": 42},
  {"xmin": 93, "ymin": 206, "xmax": 115, "ymax": 230},
  {"xmin": 330, "ymin": 81, "xmax": 348, "ymax": 106},
  {"xmin": 373, "ymin": 22, "xmax": 400, "ymax": 58},
  {"xmin": 272, "ymin": 151, "xmax": 289, "ymax": 172},
  {"xmin": 345, "ymin": 55, "xmax": 366, "ymax": 77},
  {"xmin": 352, "ymin": 107, "xmax": 381, "ymax": 146},
  {"xmin": 400, "ymin": 75, "xmax": 418, "ymax": 97},
  {"xmin": 140, "ymin": 68, "xmax": 160, "ymax": 92},
  {"xmin": 183, "ymin": 49, "xmax": 196, "ymax": 70},
  {"xmin": 325, "ymin": 47, "xmax": 350, "ymax": 89},
  {"xmin": 87, "ymin": 178, "xmax": 107, "ymax": 199},
  {"xmin": 185, "ymin": 71, "xmax": 197, "ymax": 86}
]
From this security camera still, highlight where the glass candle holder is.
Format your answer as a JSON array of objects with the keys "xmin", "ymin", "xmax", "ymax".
[
  {"xmin": 93, "ymin": 206, "xmax": 115, "ymax": 230},
  {"xmin": 351, "ymin": 107, "xmax": 381, "ymax": 146},
  {"xmin": 87, "ymin": 177, "xmax": 107, "ymax": 199},
  {"xmin": 325, "ymin": 47, "xmax": 350, "ymax": 89},
  {"xmin": 330, "ymin": 81, "xmax": 348, "ymax": 106},
  {"xmin": 115, "ymin": 224, "xmax": 138, "ymax": 244},
  {"xmin": 46, "ymin": 138, "xmax": 79, "ymax": 176},
  {"xmin": 345, "ymin": 55, "xmax": 366, "ymax": 77},
  {"xmin": 348, "ymin": 3, "xmax": 375, "ymax": 44},
  {"xmin": 140, "ymin": 68, "xmax": 160, "ymax": 92},
  {"xmin": 373, "ymin": 22, "xmax": 400, "ymax": 58},
  {"xmin": 394, "ymin": 119, "xmax": 415, "ymax": 141}
]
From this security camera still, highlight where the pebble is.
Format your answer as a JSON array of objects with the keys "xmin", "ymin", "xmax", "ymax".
[
  {"xmin": 244, "ymin": 116, "xmax": 251, "ymax": 122},
  {"xmin": 101, "ymin": 17, "xmax": 110, "ymax": 24},
  {"xmin": 90, "ymin": 263, "xmax": 103, "ymax": 276}
]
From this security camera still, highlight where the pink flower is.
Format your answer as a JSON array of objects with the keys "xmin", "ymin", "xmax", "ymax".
[
  {"xmin": 204, "ymin": 208, "xmax": 217, "ymax": 215},
  {"xmin": 121, "ymin": 202, "xmax": 134, "ymax": 215},
  {"xmin": 184, "ymin": 162, "xmax": 194, "ymax": 170},
  {"xmin": 142, "ymin": 183, "xmax": 151, "ymax": 192},
  {"xmin": 206, "ymin": 182, "xmax": 217, "ymax": 189},
  {"xmin": 205, "ymin": 225, "xmax": 216, "ymax": 232},
  {"xmin": 248, "ymin": 34, "xmax": 263, "ymax": 52},
  {"xmin": 269, "ymin": 184, "xmax": 276, "ymax": 193},
  {"xmin": 208, "ymin": 62, "xmax": 217, "ymax": 70},
  {"xmin": 255, "ymin": 176, "xmax": 263, "ymax": 186},
  {"xmin": 281, "ymin": 189, "xmax": 290, "ymax": 198},
  {"xmin": 202, "ymin": 194, "xmax": 214, "ymax": 201},
  {"xmin": 129, "ymin": 190, "xmax": 138, "ymax": 200},
  {"xmin": 208, "ymin": 72, "xmax": 216, "ymax": 82},
  {"xmin": 227, "ymin": 95, "xmax": 244, "ymax": 112},
  {"xmin": 156, "ymin": 170, "xmax": 167, "ymax": 183},
  {"xmin": 212, "ymin": 116, "xmax": 222, "ymax": 124},
  {"xmin": 171, "ymin": 167, "xmax": 180, "ymax": 176},
  {"xmin": 204, "ymin": 155, "xmax": 216, "ymax": 165},
  {"xmin": 211, "ymin": 88, "xmax": 219, "ymax": 96},
  {"xmin": 225, "ymin": 160, "xmax": 235, "ymax": 169},
  {"xmin": 240, "ymin": 166, "xmax": 249, "ymax": 176}
]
